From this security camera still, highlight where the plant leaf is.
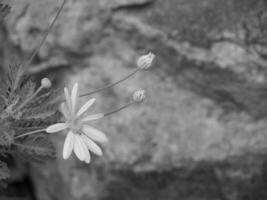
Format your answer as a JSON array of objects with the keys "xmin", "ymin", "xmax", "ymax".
[{"xmin": 13, "ymin": 136, "xmax": 56, "ymax": 161}]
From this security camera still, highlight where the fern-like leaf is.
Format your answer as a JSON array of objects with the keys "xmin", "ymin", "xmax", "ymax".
[
  {"xmin": 13, "ymin": 136, "xmax": 56, "ymax": 161},
  {"xmin": 0, "ymin": 130, "xmax": 14, "ymax": 147},
  {"xmin": 0, "ymin": 64, "xmax": 26, "ymax": 116},
  {"xmin": 5, "ymin": 64, "xmax": 25, "ymax": 95},
  {"xmin": 22, "ymin": 104, "xmax": 59, "ymax": 119},
  {"xmin": 12, "ymin": 112, "xmax": 61, "ymax": 132},
  {"xmin": 17, "ymin": 78, "xmax": 36, "ymax": 106}
]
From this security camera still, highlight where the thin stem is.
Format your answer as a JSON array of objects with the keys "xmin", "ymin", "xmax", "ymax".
[
  {"xmin": 14, "ymin": 128, "xmax": 46, "ymax": 139},
  {"xmin": 80, "ymin": 68, "xmax": 140, "ymax": 98},
  {"xmin": 104, "ymin": 102, "xmax": 135, "ymax": 117},
  {"xmin": 15, "ymin": 86, "xmax": 43, "ymax": 111},
  {"xmin": 25, "ymin": 0, "xmax": 66, "ymax": 67}
]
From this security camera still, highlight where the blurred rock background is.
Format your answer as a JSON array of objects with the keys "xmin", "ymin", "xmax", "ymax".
[{"xmin": 2, "ymin": 0, "xmax": 267, "ymax": 199}]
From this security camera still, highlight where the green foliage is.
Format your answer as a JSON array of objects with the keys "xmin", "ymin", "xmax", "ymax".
[
  {"xmin": 0, "ymin": 64, "xmax": 61, "ymax": 183},
  {"xmin": 13, "ymin": 135, "xmax": 56, "ymax": 161},
  {"xmin": 0, "ymin": 0, "xmax": 66, "ymax": 187}
]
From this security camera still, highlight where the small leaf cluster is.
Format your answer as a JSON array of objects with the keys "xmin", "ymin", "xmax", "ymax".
[{"xmin": 0, "ymin": 64, "xmax": 61, "ymax": 184}]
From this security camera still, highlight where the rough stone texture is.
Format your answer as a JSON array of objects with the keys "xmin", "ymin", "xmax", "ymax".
[{"xmin": 2, "ymin": 0, "xmax": 267, "ymax": 199}]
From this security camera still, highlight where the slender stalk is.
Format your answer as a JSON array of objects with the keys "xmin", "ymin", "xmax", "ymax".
[
  {"xmin": 15, "ymin": 86, "xmax": 43, "ymax": 112},
  {"xmin": 103, "ymin": 102, "xmax": 135, "ymax": 117},
  {"xmin": 14, "ymin": 128, "xmax": 46, "ymax": 139},
  {"xmin": 25, "ymin": 0, "xmax": 66, "ymax": 67},
  {"xmin": 80, "ymin": 68, "xmax": 140, "ymax": 98}
]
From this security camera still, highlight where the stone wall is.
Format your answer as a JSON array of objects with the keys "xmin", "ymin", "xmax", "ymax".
[{"xmin": 2, "ymin": 0, "xmax": 267, "ymax": 199}]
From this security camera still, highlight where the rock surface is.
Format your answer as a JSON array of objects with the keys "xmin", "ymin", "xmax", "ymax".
[{"xmin": 2, "ymin": 0, "xmax": 267, "ymax": 199}]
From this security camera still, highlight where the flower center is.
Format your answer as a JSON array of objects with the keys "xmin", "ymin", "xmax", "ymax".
[{"xmin": 68, "ymin": 119, "xmax": 83, "ymax": 134}]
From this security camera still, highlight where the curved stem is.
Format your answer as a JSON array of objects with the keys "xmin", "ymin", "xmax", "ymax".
[
  {"xmin": 80, "ymin": 68, "xmax": 140, "ymax": 98},
  {"xmin": 25, "ymin": 0, "xmax": 66, "ymax": 67},
  {"xmin": 14, "ymin": 128, "xmax": 46, "ymax": 139},
  {"xmin": 103, "ymin": 102, "xmax": 135, "ymax": 117}
]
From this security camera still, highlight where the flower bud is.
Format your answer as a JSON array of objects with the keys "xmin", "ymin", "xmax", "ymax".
[
  {"xmin": 137, "ymin": 52, "xmax": 155, "ymax": 70},
  {"xmin": 133, "ymin": 90, "xmax": 146, "ymax": 103},
  {"xmin": 41, "ymin": 78, "xmax": 52, "ymax": 88}
]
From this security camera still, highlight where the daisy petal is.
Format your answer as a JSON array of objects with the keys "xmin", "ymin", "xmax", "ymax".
[
  {"xmin": 46, "ymin": 123, "xmax": 68, "ymax": 133},
  {"xmin": 80, "ymin": 139, "xmax": 91, "ymax": 163},
  {"xmin": 82, "ymin": 125, "xmax": 108, "ymax": 143},
  {"xmin": 71, "ymin": 83, "xmax": 79, "ymax": 113},
  {"xmin": 82, "ymin": 113, "xmax": 104, "ymax": 122},
  {"xmin": 82, "ymin": 134, "xmax": 103, "ymax": 156},
  {"xmin": 64, "ymin": 88, "xmax": 72, "ymax": 111},
  {"xmin": 77, "ymin": 98, "xmax": 96, "ymax": 117},
  {"xmin": 63, "ymin": 131, "xmax": 75, "ymax": 159},
  {"xmin": 74, "ymin": 135, "xmax": 85, "ymax": 161},
  {"xmin": 84, "ymin": 151, "xmax": 91, "ymax": 163},
  {"xmin": 60, "ymin": 102, "xmax": 69, "ymax": 119}
]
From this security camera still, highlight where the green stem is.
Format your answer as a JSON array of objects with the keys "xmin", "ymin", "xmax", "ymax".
[
  {"xmin": 25, "ymin": 0, "xmax": 66, "ymax": 67},
  {"xmin": 15, "ymin": 86, "xmax": 43, "ymax": 112},
  {"xmin": 103, "ymin": 102, "xmax": 135, "ymax": 117},
  {"xmin": 14, "ymin": 129, "xmax": 46, "ymax": 139},
  {"xmin": 80, "ymin": 68, "xmax": 140, "ymax": 98}
]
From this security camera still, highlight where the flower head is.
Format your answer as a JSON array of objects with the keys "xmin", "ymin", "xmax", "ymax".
[
  {"xmin": 46, "ymin": 83, "xmax": 107, "ymax": 163},
  {"xmin": 137, "ymin": 52, "xmax": 155, "ymax": 70},
  {"xmin": 133, "ymin": 90, "xmax": 146, "ymax": 103},
  {"xmin": 41, "ymin": 78, "xmax": 52, "ymax": 88}
]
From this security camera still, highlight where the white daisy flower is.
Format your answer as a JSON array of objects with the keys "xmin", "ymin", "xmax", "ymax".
[{"xmin": 46, "ymin": 83, "xmax": 107, "ymax": 163}]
